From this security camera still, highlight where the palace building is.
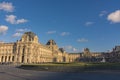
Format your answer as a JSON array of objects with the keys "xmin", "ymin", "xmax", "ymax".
[
  {"xmin": 0, "ymin": 31, "xmax": 106, "ymax": 64},
  {"xmin": 0, "ymin": 32, "xmax": 69, "ymax": 63}
]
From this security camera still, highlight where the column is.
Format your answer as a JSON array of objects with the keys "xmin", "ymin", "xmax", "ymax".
[
  {"xmin": 18, "ymin": 54, "xmax": 22, "ymax": 63},
  {"xmin": 28, "ymin": 55, "xmax": 31, "ymax": 63},
  {"xmin": 0, "ymin": 56, "xmax": 1, "ymax": 62},
  {"xmin": 23, "ymin": 55, "xmax": 27, "ymax": 63},
  {"xmin": 14, "ymin": 54, "xmax": 18, "ymax": 63},
  {"xmin": 24, "ymin": 46, "xmax": 28, "ymax": 63},
  {"xmin": 18, "ymin": 46, "xmax": 22, "ymax": 63},
  {"xmin": 10, "ymin": 55, "xmax": 13, "ymax": 62}
]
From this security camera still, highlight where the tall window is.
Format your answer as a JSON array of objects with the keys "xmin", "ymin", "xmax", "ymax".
[
  {"xmin": 23, "ymin": 48, "xmax": 25, "ymax": 53},
  {"xmin": 12, "ymin": 56, "xmax": 14, "ymax": 61},
  {"xmin": 1, "ymin": 56, "xmax": 3, "ymax": 62},
  {"xmin": 9, "ymin": 56, "xmax": 11, "ymax": 61}
]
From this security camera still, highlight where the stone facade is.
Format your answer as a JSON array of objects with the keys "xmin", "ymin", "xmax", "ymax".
[
  {"xmin": 1, "ymin": 31, "xmax": 115, "ymax": 64},
  {"xmin": 0, "ymin": 32, "xmax": 69, "ymax": 64},
  {"xmin": 69, "ymin": 48, "xmax": 103, "ymax": 62}
]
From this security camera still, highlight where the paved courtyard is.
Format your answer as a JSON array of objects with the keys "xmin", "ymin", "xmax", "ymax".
[{"xmin": 0, "ymin": 65, "xmax": 120, "ymax": 80}]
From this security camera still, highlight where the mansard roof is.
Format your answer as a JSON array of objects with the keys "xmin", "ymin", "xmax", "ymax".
[
  {"xmin": 46, "ymin": 39, "xmax": 56, "ymax": 45},
  {"xmin": 59, "ymin": 48, "xmax": 65, "ymax": 53},
  {"xmin": 24, "ymin": 32, "xmax": 36, "ymax": 38}
]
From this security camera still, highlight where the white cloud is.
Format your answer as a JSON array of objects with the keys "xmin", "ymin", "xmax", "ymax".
[
  {"xmin": 12, "ymin": 32, "xmax": 22, "ymax": 37},
  {"xmin": 63, "ymin": 45, "xmax": 73, "ymax": 50},
  {"xmin": 5, "ymin": 15, "xmax": 28, "ymax": 24},
  {"xmin": 85, "ymin": 22, "xmax": 94, "ymax": 26},
  {"xmin": 77, "ymin": 38, "xmax": 88, "ymax": 42},
  {"xmin": 73, "ymin": 48, "xmax": 78, "ymax": 52},
  {"xmin": 16, "ymin": 19, "xmax": 28, "ymax": 24},
  {"xmin": 60, "ymin": 32, "xmax": 70, "ymax": 36},
  {"xmin": 16, "ymin": 28, "xmax": 30, "ymax": 32},
  {"xmin": 46, "ymin": 31, "xmax": 56, "ymax": 34},
  {"xmin": 0, "ymin": 2, "xmax": 14, "ymax": 12},
  {"xmin": 99, "ymin": 11, "xmax": 107, "ymax": 17},
  {"xmin": 63, "ymin": 45, "xmax": 80, "ymax": 52},
  {"xmin": 13, "ymin": 28, "xmax": 30, "ymax": 37},
  {"xmin": 0, "ymin": 25, "xmax": 8, "ymax": 35},
  {"xmin": 107, "ymin": 10, "xmax": 120, "ymax": 23},
  {"xmin": 5, "ymin": 15, "xmax": 16, "ymax": 24}
]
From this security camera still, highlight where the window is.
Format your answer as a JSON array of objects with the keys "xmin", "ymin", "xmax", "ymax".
[{"xmin": 12, "ymin": 56, "xmax": 14, "ymax": 61}]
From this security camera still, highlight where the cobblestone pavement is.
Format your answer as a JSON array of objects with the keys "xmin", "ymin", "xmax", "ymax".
[{"xmin": 0, "ymin": 65, "xmax": 120, "ymax": 80}]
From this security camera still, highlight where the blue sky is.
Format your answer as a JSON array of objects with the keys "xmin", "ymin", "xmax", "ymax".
[{"xmin": 0, "ymin": 0, "xmax": 120, "ymax": 52}]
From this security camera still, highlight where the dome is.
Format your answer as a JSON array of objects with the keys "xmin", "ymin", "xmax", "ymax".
[
  {"xmin": 46, "ymin": 40, "xmax": 56, "ymax": 45},
  {"xmin": 59, "ymin": 48, "xmax": 65, "ymax": 53},
  {"xmin": 20, "ymin": 32, "xmax": 38, "ymax": 43},
  {"xmin": 84, "ymin": 48, "xmax": 89, "ymax": 51},
  {"xmin": 24, "ymin": 32, "xmax": 36, "ymax": 38}
]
